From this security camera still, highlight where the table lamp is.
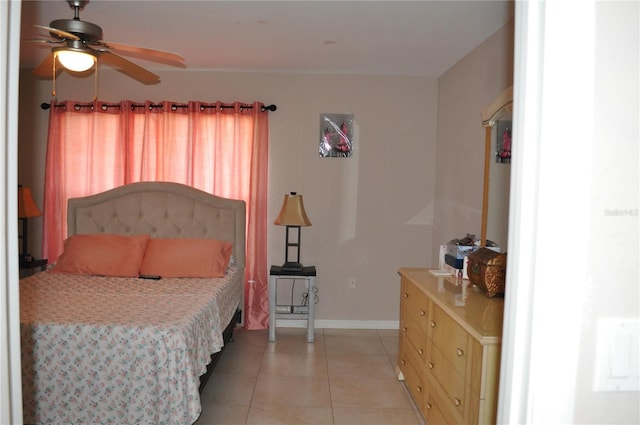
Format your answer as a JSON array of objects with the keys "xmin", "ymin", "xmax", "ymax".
[
  {"xmin": 18, "ymin": 186, "xmax": 43, "ymax": 262},
  {"xmin": 274, "ymin": 192, "xmax": 311, "ymax": 272}
]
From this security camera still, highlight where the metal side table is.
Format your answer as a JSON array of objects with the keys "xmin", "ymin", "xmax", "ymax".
[{"xmin": 269, "ymin": 265, "xmax": 316, "ymax": 342}]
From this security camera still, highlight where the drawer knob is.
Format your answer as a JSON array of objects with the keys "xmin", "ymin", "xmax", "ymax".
[
  {"xmin": 428, "ymin": 362, "xmax": 434, "ymax": 369},
  {"xmin": 403, "ymin": 327, "xmax": 408, "ymax": 333},
  {"xmin": 456, "ymin": 348, "xmax": 465, "ymax": 357},
  {"xmin": 430, "ymin": 320, "xmax": 436, "ymax": 328},
  {"xmin": 454, "ymin": 397, "xmax": 462, "ymax": 407},
  {"xmin": 401, "ymin": 359, "xmax": 406, "ymax": 365},
  {"xmin": 403, "ymin": 293, "xmax": 409, "ymax": 298},
  {"xmin": 426, "ymin": 402, "xmax": 432, "ymax": 410},
  {"xmin": 418, "ymin": 348, "xmax": 424, "ymax": 355},
  {"xmin": 416, "ymin": 385, "xmax": 423, "ymax": 393},
  {"xmin": 420, "ymin": 310, "xmax": 426, "ymax": 316}
]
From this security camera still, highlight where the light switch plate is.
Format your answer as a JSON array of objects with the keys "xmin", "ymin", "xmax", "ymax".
[{"xmin": 593, "ymin": 318, "xmax": 639, "ymax": 392}]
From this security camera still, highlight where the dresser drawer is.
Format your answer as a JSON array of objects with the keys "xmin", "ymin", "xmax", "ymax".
[
  {"xmin": 429, "ymin": 344, "xmax": 468, "ymax": 422},
  {"xmin": 425, "ymin": 379, "xmax": 461, "ymax": 425},
  {"xmin": 402, "ymin": 276, "xmax": 430, "ymax": 333},
  {"xmin": 424, "ymin": 397, "xmax": 453, "ymax": 425},
  {"xmin": 399, "ymin": 339, "xmax": 425, "ymax": 406},
  {"xmin": 431, "ymin": 305, "xmax": 469, "ymax": 378},
  {"xmin": 402, "ymin": 316, "xmax": 428, "ymax": 363},
  {"xmin": 400, "ymin": 279, "xmax": 409, "ymax": 323}
]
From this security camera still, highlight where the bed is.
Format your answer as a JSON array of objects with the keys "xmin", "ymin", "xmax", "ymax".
[{"xmin": 20, "ymin": 181, "xmax": 246, "ymax": 424}]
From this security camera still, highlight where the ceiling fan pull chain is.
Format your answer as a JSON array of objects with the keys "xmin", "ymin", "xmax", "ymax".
[
  {"xmin": 52, "ymin": 56, "xmax": 57, "ymax": 98},
  {"xmin": 93, "ymin": 64, "xmax": 98, "ymax": 101}
]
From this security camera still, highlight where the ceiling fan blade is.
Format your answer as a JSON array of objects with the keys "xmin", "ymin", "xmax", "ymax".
[
  {"xmin": 33, "ymin": 24, "xmax": 80, "ymax": 41},
  {"xmin": 99, "ymin": 50, "xmax": 160, "ymax": 85},
  {"xmin": 98, "ymin": 40, "xmax": 185, "ymax": 65},
  {"xmin": 23, "ymin": 38, "xmax": 65, "ymax": 46},
  {"xmin": 32, "ymin": 53, "xmax": 63, "ymax": 78}
]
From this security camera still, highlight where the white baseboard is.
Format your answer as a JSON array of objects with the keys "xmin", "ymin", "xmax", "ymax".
[{"xmin": 275, "ymin": 319, "xmax": 399, "ymax": 330}]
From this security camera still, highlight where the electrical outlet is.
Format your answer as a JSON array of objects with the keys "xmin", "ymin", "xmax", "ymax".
[{"xmin": 348, "ymin": 277, "xmax": 357, "ymax": 289}]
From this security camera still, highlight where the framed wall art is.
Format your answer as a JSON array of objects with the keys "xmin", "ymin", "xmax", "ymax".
[
  {"xmin": 319, "ymin": 114, "xmax": 354, "ymax": 158},
  {"xmin": 495, "ymin": 119, "xmax": 512, "ymax": 164}
]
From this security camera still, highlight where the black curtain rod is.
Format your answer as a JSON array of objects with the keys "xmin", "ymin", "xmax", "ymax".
[{"xmin": 41, "ymin": 102, "xmax": 277, "ymax": 112}]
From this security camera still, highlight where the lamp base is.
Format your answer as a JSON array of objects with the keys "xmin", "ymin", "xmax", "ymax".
[
  {"xmin": 20, "ymin": 253, "xmax": 34, "ymax": 264},
  {"xmin": 281, "ymin": 262, "xmax": 304, "ymax": 272}
]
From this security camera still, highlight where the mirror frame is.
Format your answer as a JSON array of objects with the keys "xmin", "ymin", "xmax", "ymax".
[{"xmin": 480, "ymin": 86, "xmax": 513, "ymax": 247}]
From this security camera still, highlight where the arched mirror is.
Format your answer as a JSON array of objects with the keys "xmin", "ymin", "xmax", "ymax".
[{"xmin": 480, "ymin": 86, "xmax": 513, "ymax": 249}]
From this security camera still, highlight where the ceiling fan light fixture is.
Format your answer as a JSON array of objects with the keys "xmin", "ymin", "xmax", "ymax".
[
  {"xmin": 32, "ymin": 0, "xmax": 183, "ymax": 85},
  {"xmin": 55, "ymin": 48, "xmax": 96, "ymax": 72}
]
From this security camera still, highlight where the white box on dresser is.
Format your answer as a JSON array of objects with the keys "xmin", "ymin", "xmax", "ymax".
[{"xmin": 397, "ymin": 267, "xmax": 504, "ymax": 425}]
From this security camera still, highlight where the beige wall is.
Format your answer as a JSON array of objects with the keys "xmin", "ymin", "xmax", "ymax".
[{"xmin": 18, "ymin": 20, "xmax": 513, "ymax": 325}]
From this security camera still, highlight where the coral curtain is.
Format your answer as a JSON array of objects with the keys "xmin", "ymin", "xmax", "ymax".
[{"xmin": 42, "ymin": 100, "xmax": 269, "ymax": 329}]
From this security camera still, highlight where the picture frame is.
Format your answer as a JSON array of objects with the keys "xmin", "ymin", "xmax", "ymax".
[
  {"xmin": 495, "ymin": 120, "xmax": 512, "ymax": 164},
  {"xmin": 319, "ymin": 114, "xmax": 354, "ymax": 158}
]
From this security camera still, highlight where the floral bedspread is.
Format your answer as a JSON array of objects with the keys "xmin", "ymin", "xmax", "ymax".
[{"xmin": 20, "ymin": 266, "xmax": 242, "ymax": 425}]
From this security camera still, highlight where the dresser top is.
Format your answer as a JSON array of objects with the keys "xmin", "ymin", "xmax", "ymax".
[{"xmin": 399, "ymin": 267, "xmax": 504, "ymax": 344}]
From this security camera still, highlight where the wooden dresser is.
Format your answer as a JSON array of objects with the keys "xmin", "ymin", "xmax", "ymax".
[{"xmin": 397, "ymin": 268, "xmax": 504, "ymax": 424}]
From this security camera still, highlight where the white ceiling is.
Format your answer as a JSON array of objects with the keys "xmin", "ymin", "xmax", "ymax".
[{"xmin": 20, "ymin": 0, "xmax": 514, "ymax": 78}]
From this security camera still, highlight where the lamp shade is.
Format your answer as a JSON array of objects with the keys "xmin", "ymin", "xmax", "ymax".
[
  {"xmin": 55, "ymin": 48, "xmax": 97, "ymax": 72},
  {"xmin": 18, "ymin": 186, "xmax": 42, "ymax": 218},
  {"xmin": 274, "ymin": 193, "xmax": 311, "ymax": 226}
]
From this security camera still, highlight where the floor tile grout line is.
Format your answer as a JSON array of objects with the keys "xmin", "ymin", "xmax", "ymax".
[
  {"xmin": 381, "ymin": 329, "xmax": 403, "ymax": 375},
  {"xmin": 242, "ymin": 332, "xmax": 269, "ymax": 425},
  {"xmin": 321, "ymin": 328, "xmax": 338, "ymax": 425}
]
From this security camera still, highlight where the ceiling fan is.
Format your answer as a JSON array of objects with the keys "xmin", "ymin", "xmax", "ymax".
[{"xmin": 28, "ymin": 0, "xmax": 185, "ymax": 85}]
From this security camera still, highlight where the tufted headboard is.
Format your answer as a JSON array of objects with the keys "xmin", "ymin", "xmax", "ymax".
[{"xmin": 67, "ymin": 182, "xmax": 246, "ymax": 269}]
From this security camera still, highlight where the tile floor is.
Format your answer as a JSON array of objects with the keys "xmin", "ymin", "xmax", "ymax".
[{"xmin": 195, "ymin": 327, "xmax": 426, "ymax": 425}]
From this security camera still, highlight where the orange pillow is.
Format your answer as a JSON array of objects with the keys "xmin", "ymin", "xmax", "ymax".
[
  {"xmin": 53, "ymin": 234, "xmax": 150, "ymax": 277},
  {"xmin": 139, "ymin": 238, "xmax": 233, "ymax": 278}
]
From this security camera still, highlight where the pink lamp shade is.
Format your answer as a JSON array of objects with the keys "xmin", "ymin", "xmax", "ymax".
[
  {"xmin": 18, "ymin": 186, "xmax": 42, "ymax": 219},
  {"xmin": 18, "ymin": 186, "xmax": 42, "ymax": 262}
]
